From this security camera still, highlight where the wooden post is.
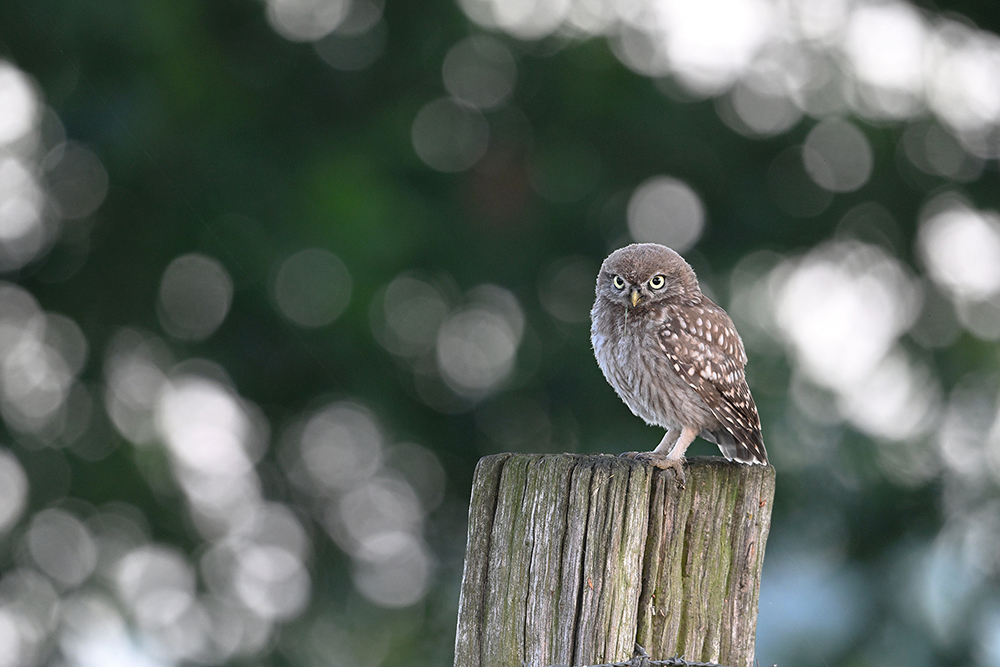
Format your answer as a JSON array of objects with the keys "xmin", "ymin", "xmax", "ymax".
[{"xmin": 454, "ymin": 454, "xmax": 775, "ymax": 667}]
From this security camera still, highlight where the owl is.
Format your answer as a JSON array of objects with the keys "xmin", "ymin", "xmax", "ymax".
[{"xmin": 590, "ymin": 243, "xmax": 767, "ymax": 483}]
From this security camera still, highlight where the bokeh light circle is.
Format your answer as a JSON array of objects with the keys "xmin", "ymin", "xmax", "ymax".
[
  {"xmin": 352, "ymin": 532, "xmax": 433, "ymax": 608},
  {"xmin": 0, "ymin": 157, "xmax": 46, "ymax": 269},
  {"xmin": 0, "ymin": 449, "xmax": 27, "ymax": 535},
  {"xmin": 43, "ymin": 142, "xmax": 109, "ymax": 220},
  {"xmin": 538, "ymin": 256, "xmax": 598, "ymax": 324},
  {"xmin": 411, "ymin": 98, "xmax": 489, "ymax": 172},
  {"xmin": 314, "ymin": 23, "xmax": 386, "ymax": 71},
  {"xmin": 298, "ymin": 402, "xmax": 384, "ymax": 493},
  {"xmin": 370, "ymin": 274, "xmax": 449, "ymax": 357},
  {"xmin": 435, "ymin": 286, "xmax": 523, "ymax": 398},
  {"xmin": 652, "ymin": 0, "xmax": 775, "ymax": 95},
  {"xmin": 115, "ymin": 545, "xmax": 196, "ymax": 631},
  {"xmin": 156, "ymin": 375, "xmax": 256, "ymax": 478},
  {"xmin": 157, "ymin": 254, "xmax": 234, "ymax": 341},
  {"xmin": 843, "ymin": 2, "xmax": 926, "ymax": 99},
  {"xmin": 802, "ymin": 118, "xmax": 874, "ymax": 192},
  {"xmin": 26, "ymin": 508, "xmax": 97, "ymax": 588},
  {"xmin": 442, "ymin": 35, "xmax": 517, "ymax": 110},
  {"xmin": 457, "ymin": 0, "xmax": 571, "ymax": 40},
  {"xmin": 234, "ymin": 545, "xmax": 310, "ymax": 620},
  {"xmin": 0, "ymin": 62, "xmax": 37, "ymax": 146},
  {"xmin": 273, "ymin": 248, "xmax": 352, "ymax": 328},
  {"xmin": 920, "ymin": 195, "xmax": 1000, "ymax": 303},
  {"xmin": 720, "ymin": 75, "xmax": 802, "ymax": 137},
  {"xmin": 265, "ymin": 0, "xmax": 351, "ymax": 42},
  {"xmin": 626, "ymin": 176, "xmax": 705, "ymax": 251}
]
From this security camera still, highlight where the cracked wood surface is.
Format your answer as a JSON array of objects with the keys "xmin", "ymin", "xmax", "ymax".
[{"xmin": 453, "ymin": 454, "xmax": 775, "ymax": 667}]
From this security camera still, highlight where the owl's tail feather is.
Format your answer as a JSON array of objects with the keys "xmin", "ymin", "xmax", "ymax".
[{"xmin": 702, "ymin": 428, "xmax": 768, "ymax": 466}]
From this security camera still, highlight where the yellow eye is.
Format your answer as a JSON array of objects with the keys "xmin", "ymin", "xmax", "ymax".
[
  {"xmin": 649, "ymin": 275, "xmax": 666, "ymax": 290},
  {"xmin": 612, "ymin": 275, "xmax": 626, "ymax": 290}
]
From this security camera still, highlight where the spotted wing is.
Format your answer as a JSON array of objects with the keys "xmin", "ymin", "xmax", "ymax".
[{"xmin": 655, "ymin": 301, "xmax": 767, "ymax": 465}]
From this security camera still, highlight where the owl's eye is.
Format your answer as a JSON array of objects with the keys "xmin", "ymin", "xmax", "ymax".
[
  {"xmin": 648, "ymin": 275, "xmax": 666, "ymax": 290},
  {"xmin": 612, "ymin": 275, "xmax": 626, "ymax": 290}
]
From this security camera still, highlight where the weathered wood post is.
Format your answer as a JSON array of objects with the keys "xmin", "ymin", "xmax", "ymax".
[{"xmin": 454, "ymin": 453, "xmax": 775, "ymax": 667}]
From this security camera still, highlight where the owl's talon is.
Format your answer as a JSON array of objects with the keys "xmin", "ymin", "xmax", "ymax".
[
  {"xmin": 634, "ymin": 453, "xmax": 687, "ymax": 487},
  {"xmin": 619, "ymin": 451, "xmax": 640, "ymax": 459}
]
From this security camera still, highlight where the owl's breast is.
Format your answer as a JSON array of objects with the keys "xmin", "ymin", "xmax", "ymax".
[{"xmin": 592, "ymin": 310, "xmax": 718, "ymax": 431}]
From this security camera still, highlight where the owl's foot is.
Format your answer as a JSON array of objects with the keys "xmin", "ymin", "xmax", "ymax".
[
  {"xmin": 619, "ymin": 452, "xmax": 687, "ymax": 487},
  {"xmin": 633, "ymin": 453, "xmax": 686, "ymax": 487}
]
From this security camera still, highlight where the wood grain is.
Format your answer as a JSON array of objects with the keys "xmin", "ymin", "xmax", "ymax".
[{"xmin": 454, "ymin": 454, "xmax": 775, "ymax": 667}]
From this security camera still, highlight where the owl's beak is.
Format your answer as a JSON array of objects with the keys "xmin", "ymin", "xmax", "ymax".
[{"xmin": 630, "ymin": 288, "xmax": 641, "ymax": 306}]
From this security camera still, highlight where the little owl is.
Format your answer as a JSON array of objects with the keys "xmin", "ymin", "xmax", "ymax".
[{"xmin": 590, "ymin": 243, "xmax": 767, "ymax": 483}]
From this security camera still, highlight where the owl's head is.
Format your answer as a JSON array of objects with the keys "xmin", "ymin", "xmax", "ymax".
[{"xmin": 595, "ymin": 243, "xmax": 700, "ymax": 308}]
